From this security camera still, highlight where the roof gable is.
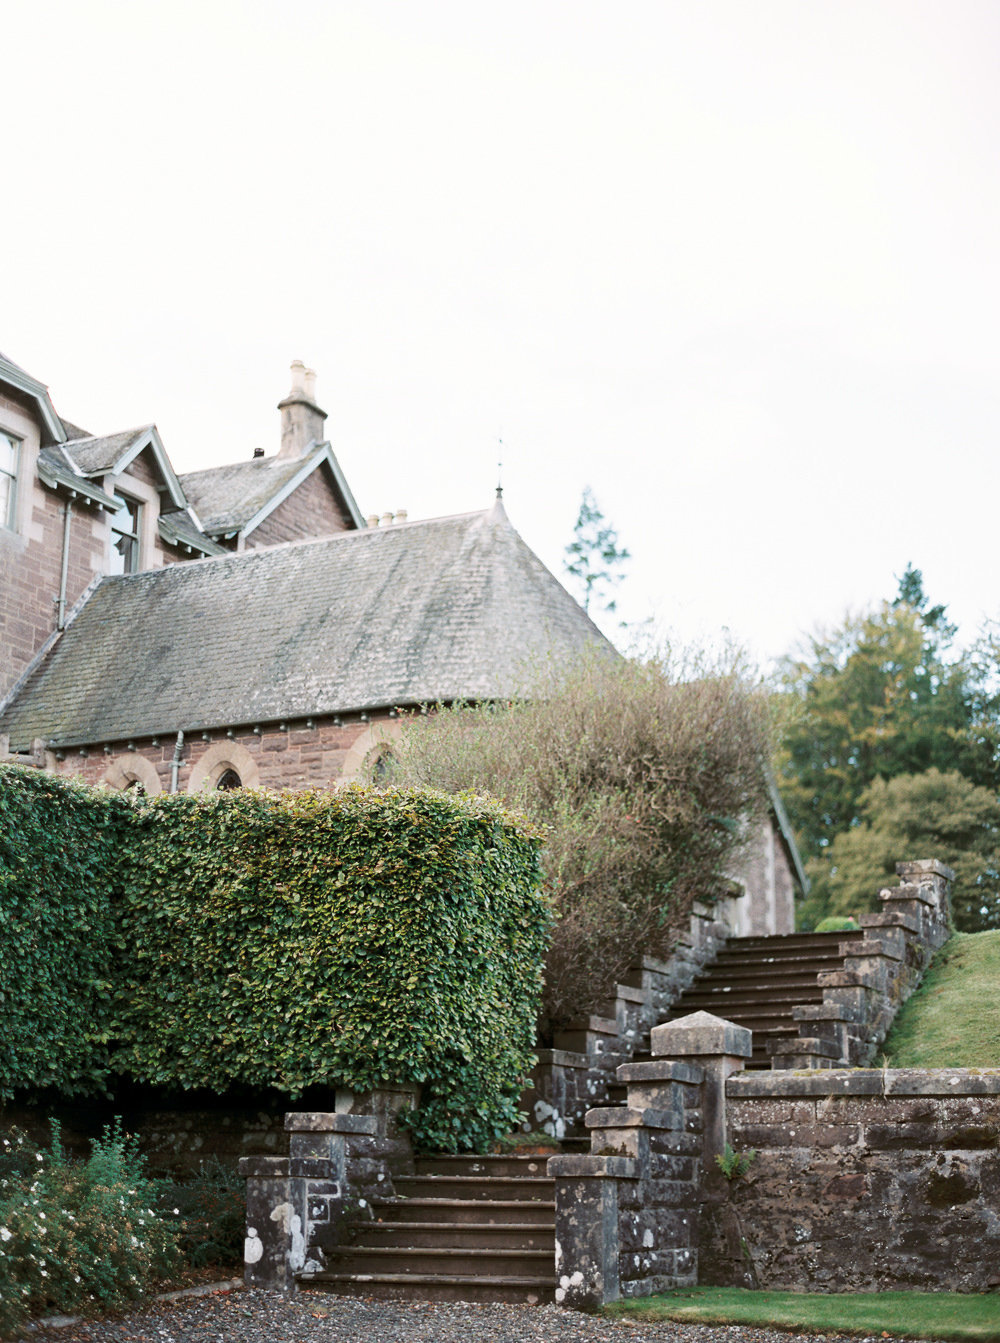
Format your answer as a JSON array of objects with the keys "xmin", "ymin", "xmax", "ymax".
[
  {"xmin": 179, "ymin": 442, "xmax": 364, "ymax": 538},
  {"xmin": 0, "ymin": 352, "xmax": 67, "ymax": 445},
  {"xmin": 60, "ymin": 425, "xmax": 187, "ymax": 510}
]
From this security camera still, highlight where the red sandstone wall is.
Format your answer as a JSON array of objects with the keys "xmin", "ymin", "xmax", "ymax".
[
  {"xmin": 48, "ymin": 716, "xmax": 396, "ymax": 793},
  {"xmin": 248, "ymin": 463, "xmax": 354, "ymax": 547},
  {"xmin": 0, "ymin": 392, "xmax": 108, "ymax": 701}
]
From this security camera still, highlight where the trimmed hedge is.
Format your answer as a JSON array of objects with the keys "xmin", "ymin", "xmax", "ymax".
[
  {"xmin": 0, "ymin": 769, "xmax": 129, "ymax": 1099},
  {"xmin": 0, "ymin": 768, "xmax": 550, "ymax": 1152}
]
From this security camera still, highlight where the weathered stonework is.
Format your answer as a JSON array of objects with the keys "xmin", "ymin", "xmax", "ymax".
[
  {"xmin": 546, "ymin": 1013, "xmax": 730, "ymax": 1308},
  {"xmin": 775, "ymin": 860, "xmax": 953, "ymax": 1068},
  {"xmin": 239, "ymin": 1084, "xmax": 418, "ymax": 1290},
  {"xmin": 705, "ymin": 1068, "xmax": 1000, "ymax": 1293},
  {"xmin": 523, "ymin": 903, "xmax": 733, "ymax": 1137}
]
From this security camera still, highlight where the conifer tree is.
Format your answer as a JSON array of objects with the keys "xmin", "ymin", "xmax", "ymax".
[{"xmin": 563, "ymin": 488, "xmax": 630, "ymax": 617}]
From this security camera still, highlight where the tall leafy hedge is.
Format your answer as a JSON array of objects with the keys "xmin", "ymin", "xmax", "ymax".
[
  {"xmin": 0, "ymin": 769, "xmax": 549, "ymax": 1152},
  {"xmin": 0, "ymin": 768, "xmax": 129, "ymax": 1099}
]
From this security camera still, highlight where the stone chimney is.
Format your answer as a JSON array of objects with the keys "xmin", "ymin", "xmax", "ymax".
[{"xmin": 277, "ymin": 360, "xmax": 327, "ymax": 459}]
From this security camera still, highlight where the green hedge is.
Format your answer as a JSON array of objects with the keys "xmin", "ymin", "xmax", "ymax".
[
  {"xmin": 0, "ymin": 769, "xmax": 550, "ymax": 1151},
  {"xmin": 0, "ymin": 768, "xmax": 129, "ymax": 1099}
]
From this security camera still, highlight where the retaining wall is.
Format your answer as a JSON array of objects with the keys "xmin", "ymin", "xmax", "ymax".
[{"xmin": 707, "ymin": 1068, "xmax": 1000, "ymax": 1293}]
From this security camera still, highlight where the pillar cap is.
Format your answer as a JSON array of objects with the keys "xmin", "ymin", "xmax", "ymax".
[{"xmin": 651, "ymin": 1010, "xmax": 752, "ymax": 1059}]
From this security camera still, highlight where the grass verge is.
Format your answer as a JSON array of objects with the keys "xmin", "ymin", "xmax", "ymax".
[
  {"xmin": 603, "ymin": 1287, "xmax": 1000, "ymax": 1341},
  {"xmin": 880, "ymin": 930, "xmax": 1000, "ymax": 1066}
]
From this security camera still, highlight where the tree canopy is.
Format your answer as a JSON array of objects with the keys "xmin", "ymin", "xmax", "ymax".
[
  {"xmin": 378, "ymin": 648, "xmax": 771, "ymax": 1033},
  {"xmin": 777, "ymin": 566, "xmax": 1000, "ymax": 929}
]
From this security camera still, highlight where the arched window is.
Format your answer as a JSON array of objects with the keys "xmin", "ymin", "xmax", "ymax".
[
  {"xmin": 370, "ymin": 748, "xmax": 396, "ymax": 783},
  {"xmin": 216, "ymin": 768, "xmax": 242, "ymax": 790}
]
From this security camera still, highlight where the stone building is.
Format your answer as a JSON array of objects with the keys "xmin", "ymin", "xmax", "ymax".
[{"xmin": 0, "ymin": 349, "xmax": 803, "ymax": 929}]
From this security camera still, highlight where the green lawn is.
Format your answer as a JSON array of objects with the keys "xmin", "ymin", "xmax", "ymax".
[
  {"xmin": 604, "ymin": 1287, "xmax": 1000, "ymax": 1341},
  {"xmin": 880, "ymin": 930, "xmax": 1000, "ymax": 1067}
]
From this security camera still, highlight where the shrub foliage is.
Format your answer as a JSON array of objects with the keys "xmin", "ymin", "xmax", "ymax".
[
  {"xmin": 0, "ymin": 770, "xmax": 549, "ymax": 1152},
  {"xmin": 382, "ymin": 650, "xmax": 772, "ymax": 1030},
  {"xmin": 0, "ymin": 1122, "xmax": 178, "ymax": 1337}
]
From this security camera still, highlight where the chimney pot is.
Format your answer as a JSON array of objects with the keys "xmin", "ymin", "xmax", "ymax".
[
  {"xmin": 304, "ymin": 368, "xmax": 317, "ymax": 402},
  {"xmin": 395, "ymin": 508, "xmax": 408, "ymax": 523},
  {"xmin": 289, "ymin": 360, "xmax": 307, "ymax": 394},
  {"xmin": 366, "ymin": 514, "xmax": 380, "ymax": 528},
  {"xmin": 381, "ymin": 511, "xmax": 394, "ymax": 527},
  {"xmin": 253, "ymin": 447, "xmax": 265, "ymax": 458}
]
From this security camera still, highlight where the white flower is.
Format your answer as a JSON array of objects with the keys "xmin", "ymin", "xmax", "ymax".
[
  {"xmin": 0, "ymin": 1228, "xmax": 11, "ymax": 1242},
  {"xmin": 35, "ymin": 1154, "xmax": 43, "ymax": 1163}
]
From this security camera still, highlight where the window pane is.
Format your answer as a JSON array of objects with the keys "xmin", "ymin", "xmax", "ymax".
[
  {"xmin": 110, "ymin": 492, "xmax": 142, "ymax": 574},
  {"xmin": 0, "ymin": 473, "xmax": 11, "ymax": 529},
  {"xmin": 0, "ymin": 433, "xmax": 16, "ymax": 475}
]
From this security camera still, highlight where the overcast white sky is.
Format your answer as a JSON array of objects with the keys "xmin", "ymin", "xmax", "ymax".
[{"xmin": 6, "ymin": 1, "xmax": 999, "ymax": 665}]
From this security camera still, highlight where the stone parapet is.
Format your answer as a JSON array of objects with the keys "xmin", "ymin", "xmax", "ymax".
[
  {"xmin": 774, "ymin": 859, "xmax": 954, "ymax": 1069},
  {"xmin": 548, "ymin": 1011, "xmax": 746, "ymax": 1307},
  {"xmin": 239, "ymin": 1085, "xmax": 418, "ymax": 1290},
  {"xmin": 527, "ymin": 904, "xmax": 732, "ymax": 1136}
]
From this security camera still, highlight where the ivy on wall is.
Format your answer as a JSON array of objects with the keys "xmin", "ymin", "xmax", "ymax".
[{"xmin": 0, "ymin": 768, "xmax": 550, "ymax": 1152}]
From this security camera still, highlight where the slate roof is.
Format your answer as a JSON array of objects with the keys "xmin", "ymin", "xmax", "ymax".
[
  {"xmin": 61, "ymin": 427, "xmax": 155, "ymax": 475},
  {"xmin": 0, "ymin": 499, "xmax": 613, "ymax": 748},
  {"xmin": 178, "ymin": 455, "xmax": 311, "ymax": 534}
]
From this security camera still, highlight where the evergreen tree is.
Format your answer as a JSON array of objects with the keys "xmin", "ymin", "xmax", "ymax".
[
  {"xmin": 777, "ymin": 567, "xmax": 1000, "ymax": 927},
  {"xmin": 563, "ymin": 488, "xmax": 630, "ymax": 616}
]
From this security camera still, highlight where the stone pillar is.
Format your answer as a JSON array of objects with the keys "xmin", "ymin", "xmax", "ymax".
[
  {"xmin": 649, "ymin": 1011, "xmax": 752, "ymax": 1173},
  {"xmin": 239, "ymin": 1086, "xmax": 418, "ymax": 1291}
]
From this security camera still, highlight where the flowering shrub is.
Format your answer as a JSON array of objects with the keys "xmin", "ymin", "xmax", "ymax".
[{"xmin": 0, "ymin": 1123, "xmax": 178, "ymax": 1337}]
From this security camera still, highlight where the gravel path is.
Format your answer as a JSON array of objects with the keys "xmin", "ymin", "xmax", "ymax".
[{"xmin": 18, "ymin": 1285, "xmax": 914, "ymax": 1343}]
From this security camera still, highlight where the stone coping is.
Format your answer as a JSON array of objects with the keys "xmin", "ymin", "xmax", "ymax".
[
  {"xmin": 284, "ymin": 1112, "xmax": 378, "ymax": 1133},
  {"xmin": 617, "ymin": 1059, "xmax": 704, "ymax": 1085},
  {"xmin": 728, "ymin": 1068, "xmax": 1000, "ymax": 1098},
  {"xmin": 533, "ymin": 1047, "xmax": 590, "ymax": 1069},
  {"xmin": 547, "ymin": 1153, "xmax": 638, "ymax": 1179},
  {"xmin": 585, "ymin": 1106, "xmax": 685, "ymax": 1130}
]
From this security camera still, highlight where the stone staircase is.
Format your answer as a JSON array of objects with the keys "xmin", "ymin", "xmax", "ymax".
[
  {"xmin": 299, "ymin": 1152, "xmax": 556, "ymax": 1303},
  {"xmin": 602, "ymin": 931, "xmax": 854, "ymax": 1098},
  {"xmin": 660, "ymin": 930, "xmax": 853, "ymax": 1068}
]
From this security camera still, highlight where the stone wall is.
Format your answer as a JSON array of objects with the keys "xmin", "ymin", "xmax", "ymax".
[
  {"xmin": 42, "ymin": 711, "xmax": 401, "ymax": 793},
  {"xmin": 706, "ymin": 1068, "xmax": 1000, "ymax": 1293},
  {"xmin": 240, "ymin": 1085, "xmax": 418, "ymax": 1289},
  {"xmin": 522, "ymin": 901, "xmax": 733, "ymax": 1137}
]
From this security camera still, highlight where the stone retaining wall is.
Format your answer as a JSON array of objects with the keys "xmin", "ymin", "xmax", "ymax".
[{"xmin": 706, "ymin": 1068, "xmax": 1000, "ymax": 1293}]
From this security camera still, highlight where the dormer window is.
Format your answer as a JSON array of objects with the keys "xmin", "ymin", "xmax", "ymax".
[
  {"xmin": 0, "ymin": 430, "xmax": 19, "ymax": 531},
  {"xmin": 109, "ymin": 492, "xmax": 142, "ymax": 574}
]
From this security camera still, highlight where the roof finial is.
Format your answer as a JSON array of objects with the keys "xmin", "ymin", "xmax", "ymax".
[{"xmin": 496, "ymin": 438, "xmax": 503, "ymax": 499}]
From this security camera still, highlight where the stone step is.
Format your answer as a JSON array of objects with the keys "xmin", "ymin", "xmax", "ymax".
[
  {"xmin": 299, "ymin": 1271, "xmax": 554, "ymax": 1304},
  {"xmin": 700, "ymin": 956, "xmax": 847, "ymax": 979},
  {"xmin": 415, "ymin": 1153, "xmax": 552, "ymax": 1179},
  {"xmin": 329, "ymin": 1245, "xmax": 553, "ymax": 1278},
  {"xmin": 673, "ymin": 986, "xmax": 826, "ymax": 1009},
  {"xmin": 723, "ymin": 932, "xmax": 851, "ymax": 951},
  {"xmin": 371, "ymin": 1197, "xmax": 555, "ymax": 1225},
  {"xmin": 393, "ymin": 1175, "xmax": 555, "ymax": 1203},
  {"xmin": 350, "ymin": 1220, "xmax": 555, "ymax": 1250}
]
